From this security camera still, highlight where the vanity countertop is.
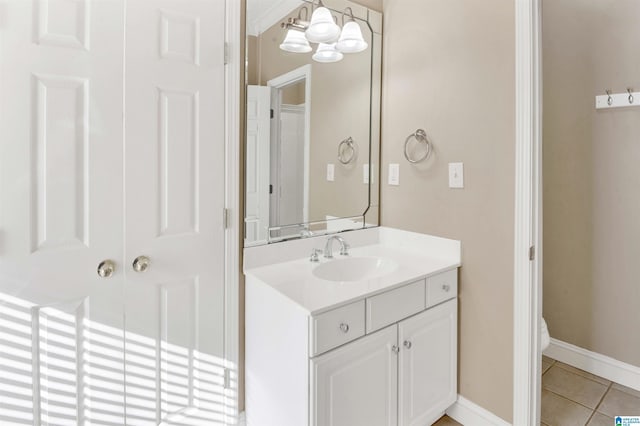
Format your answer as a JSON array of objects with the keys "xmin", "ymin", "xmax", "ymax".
[{"xmin": 244, "ymin": 227, "xmax": 461, "ymax": 315}]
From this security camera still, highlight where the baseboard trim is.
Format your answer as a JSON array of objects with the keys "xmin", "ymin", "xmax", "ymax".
[
  {"xmin": 545, "ymin": 338, "xmax": 640, "ymax": 392},
  {"xmin": 446, "ymin": 395, "xmax": 511, "ymax": 426}
]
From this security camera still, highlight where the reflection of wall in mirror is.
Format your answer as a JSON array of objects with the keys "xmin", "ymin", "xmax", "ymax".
[{"xmin": 247, "ymin": 4, "xmax": 373, "ymax": 226}]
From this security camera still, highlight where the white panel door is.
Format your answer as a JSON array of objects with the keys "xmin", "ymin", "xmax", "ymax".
[
  {"xmin": 311, "ymin": 325, "xmax": 398, "ymax": 426},
  {"xmin": 124, "ymin": 0, "xmax": 227, "ymax": 424},
  {"xmin": 398, "ymin": 300, "xmax": 457, "ymax": 426},
  {"xmin": 245, "ymin": 85, "xmax": 271, "ymax": 245},
  {"xmin": 0, "ymin": 1, "xmax": 126, "ymax": 424}
]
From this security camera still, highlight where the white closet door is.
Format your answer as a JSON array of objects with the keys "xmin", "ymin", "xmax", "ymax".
[
  {"xmin": 123, "ymin": 0, "xmax": 227, "ymax": 424},
  {"xmin": 0, "ymin": 1, "xmax": 126, "ymax": 424}
]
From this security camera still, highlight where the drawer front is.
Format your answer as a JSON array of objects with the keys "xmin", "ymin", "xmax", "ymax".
[
  {"xmin": 310, "ymin": 300, "xmax": 365, "ymax": 357},
  {"xmin": 366, "ymin": 279, "xmax": 426, "ymax": 334},
  {"xmin": 426, "ymin": 269, "xmax": 458, "ymax": 307}
]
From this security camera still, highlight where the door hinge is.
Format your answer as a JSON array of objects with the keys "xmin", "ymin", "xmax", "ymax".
[
  {"xmin": 224, "ymin": 42, "xmax": 229, "ymax": 65},
  {"xmin": 223, "ymin": 208, "xmax": 231, "ymax": 229},
  {"xmin": 270, "ymin": 108, "xmax": 274, "ymax": 119},
  {"xmin": 223, "ymin": 368, "xmax": 231, "ymax": 389},
  {"xmin": 529, "ymin": 245, "xmax": 535, "ymax": 261}
]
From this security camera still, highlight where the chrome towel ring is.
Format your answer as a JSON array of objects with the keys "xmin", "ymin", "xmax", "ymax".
[
  {"xmin": 338, "ymin": 137, "xmax": 357, "ymax": 164},
  {"xmin": 404, "ymin": 129, "xmax": 431, "ymax": 163}
]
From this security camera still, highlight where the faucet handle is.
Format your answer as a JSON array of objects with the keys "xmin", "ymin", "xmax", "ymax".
[
  {"xmin": 310, "ymin": 248, "xmax": 323, "ymax": 263},
  {"xmin": 339, "ymin": 242, "xmax": 350, "ymax": 256}
]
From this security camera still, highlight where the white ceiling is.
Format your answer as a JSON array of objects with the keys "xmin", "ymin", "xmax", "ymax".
[{"xmin": 246, "ymin": 0, "xmax": 302, "ymax": 36}]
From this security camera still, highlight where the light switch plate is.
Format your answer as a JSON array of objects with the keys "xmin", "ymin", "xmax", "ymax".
[
  {"xmin": 388, "ymin": 163, "xmax": 400, "ymax": 186},
  {"xmin": 362, "ymin": 164, "xmax": 376, "ymax": 185},
  {"xmin": 449, "ymin": 162, "xmax": 464, "ymax": 188},
  {"xmin": 327, "ymin": 163, "xmax": 335, "ymax": 182}
]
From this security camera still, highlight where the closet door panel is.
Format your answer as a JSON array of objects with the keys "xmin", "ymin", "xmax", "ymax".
[
  {"xmin": 123, "ymin": 1, "xmax": 227, "ymax": 424},
  {"xmin": 0, "ymin": 0, "xmax": 126, "ymax": 424}
]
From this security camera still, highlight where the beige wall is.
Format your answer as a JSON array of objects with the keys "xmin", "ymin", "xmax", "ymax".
[
  {"xmin": 380, "ymin": 0, "xmax": 515, "ymax": 421},
  {"xmin": 351, "ymin": 0, "xmax": 382, "ymax": 12},
  {"xmin": 542, "ymin": 0, "xmax": 640, "ymax": 366},
  {"xmin": 248, "ymin": 6, "xmax": 375, "ymax": 225}
]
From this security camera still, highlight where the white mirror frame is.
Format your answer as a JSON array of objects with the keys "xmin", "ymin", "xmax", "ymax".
[{"xmin": 513, "ymin": 0, "xmax": 542, "ymax": 425}]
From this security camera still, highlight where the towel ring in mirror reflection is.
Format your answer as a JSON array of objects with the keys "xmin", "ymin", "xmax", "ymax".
[
  {"xmin": 404, "ymin": 129, "xmax": 431, "ymax": 163},
  {"xmin": 338, "ymin": 137, "xmax": 357, "ymax": 164}
]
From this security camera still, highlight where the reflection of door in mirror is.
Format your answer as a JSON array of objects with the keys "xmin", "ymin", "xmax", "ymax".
[
  {"xmin": 270, "ymin": 76, "xmax": 309, "ymax": 239},
  {"xmin": 245, "ymin": 67, "xmax": 310, "ymax": 246},
  {"xmin": 268, "ymin": 66, "xmax": 311, "ymax": 241},
  {"xmin": 245, "ymin": 86, "xmax": 271, "ymax": 245}
]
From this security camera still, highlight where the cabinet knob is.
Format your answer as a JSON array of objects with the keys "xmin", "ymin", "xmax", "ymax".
[
  {"xmin": 339, "ymin": 323, "xmax": 349, "ymax": 333},
  {"xmin": 442, "ymin": 284, "xmax": 451, "ymax": 292},
  {"xmin": 403, "ymin": 340, "xmax": 412, "ymax": 349},
  {"xmin": 391, "ymin": 345, "xmax": 400, "ymax": 354}
]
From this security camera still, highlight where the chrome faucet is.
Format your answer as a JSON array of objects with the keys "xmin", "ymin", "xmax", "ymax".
[
  {"xmin": 300, "ymin": 229, "xmax": 314, "ymax": 238},
  {"xmin": 324, "ymin": 236, "xmax": 350, "ymax": 258},
  {"xmin": 309, "ymin": 248, "xmax": 323, "ymax": 262}
]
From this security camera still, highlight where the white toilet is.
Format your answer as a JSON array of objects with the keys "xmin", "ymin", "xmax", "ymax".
[{"xmin": 541, "ymin": 317, "xmax": 550, "ymax": 351}]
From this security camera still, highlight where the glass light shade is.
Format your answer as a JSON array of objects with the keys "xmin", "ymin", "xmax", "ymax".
[
  {"xmin": 279, "ymin": 29, "xmax": 312, "ymax": 53},
  {"xmin": 312, "ymin": 43, "xmax": 343, "ymax": 63},
  {"xmin": 336, "ymin": 21, "xmax": 368, "ymax": 53},
  {"xmin": 305, "ymin": 7, "xmax": 341, "ymax": 43}
]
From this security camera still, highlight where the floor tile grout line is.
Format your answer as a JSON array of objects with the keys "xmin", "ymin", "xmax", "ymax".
[
  {"xmin": 592, "ymin": 381, "xmax": 613, "ymax": 417},
  {"xmin": 584, "ymin": 409, "xmax": 596, "ymax": 426},
  {"xmin": 542, "ymin": 360, "xmax": 556, "ymax": 376},
  {"xmin": 542, "ymin": 363, "xmax": 610, "ymax": 401},
  {"xmin": 543, "ymin": 387, "xmax": 603, "ymax": 412},
  {"xmin": 552, "ymin": 361, "xmax": 612, "ymax": 387}
]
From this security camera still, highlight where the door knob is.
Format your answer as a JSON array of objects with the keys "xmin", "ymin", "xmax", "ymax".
[
  {"xmin": 97, "ymin": 260, "xmax": 116, "ymax": 278},
  {"xmin": 132, "ymin": 256, "xmax": 151, "ymax": 273},
  {"xmin": 404, "ymin": 340, "xmax": 412, "ymax": 349}
]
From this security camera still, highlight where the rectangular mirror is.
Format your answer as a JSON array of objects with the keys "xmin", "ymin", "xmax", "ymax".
[{"xmin": 244, "ymin": 0, "xmax": 382, "ymax": 246}]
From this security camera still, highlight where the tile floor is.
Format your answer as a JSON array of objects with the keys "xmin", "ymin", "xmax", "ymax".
[
  {"xmin": 433, "ymin": 357, "xmax": 640, "ymax": 426},
  {"xmin": 433, "ymin": 415, "xmax": 462, "ymax": 425},
  {"xmin": 542, "ymin": 355, "xmax": 640, "ymax": 426}
]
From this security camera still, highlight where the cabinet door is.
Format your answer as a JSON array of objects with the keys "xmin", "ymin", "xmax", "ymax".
[
  {"xmin": 398, "ymin": 299, "xmax": 457, "ymax": 426},
  {"xmin": 311, "ymin": 325, "xmax": 398, "ymax": 426}
]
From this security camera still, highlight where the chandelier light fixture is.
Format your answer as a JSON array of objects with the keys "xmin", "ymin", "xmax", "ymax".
[
  {"xmin": 279, "ymin": 2, "xmax": 368, "ymax": 63},
  {"xmin": 312, "ymin": 42, "xmax": 344, "ymax": 63}
]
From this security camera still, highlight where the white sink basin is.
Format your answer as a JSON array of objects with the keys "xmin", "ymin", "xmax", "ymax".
[{"xmin": 313, "ymin": 257, "xmax": 398, "ymax": 282}]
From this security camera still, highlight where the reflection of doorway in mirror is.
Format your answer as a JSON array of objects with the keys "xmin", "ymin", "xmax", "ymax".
[
  {"xmin": 277, "ymin": 104, "xmax": 305, "ymax": 229},
  {"xmin": 268, "ymin": 65, "xmax": 311, "ymax": 240}
]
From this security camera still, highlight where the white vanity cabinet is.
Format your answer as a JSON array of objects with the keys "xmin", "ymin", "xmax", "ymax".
[
  {"xmin": 311, "ymin": 299, "xmax": 457, "ymax": 426},
  {"xmin": 245, "ymin": 267, "xmax": 458, "ymax": 426},
  {"xmin": 311, "ymin": 325, "xmax": 399, "ymax": 426},
  {"xmin": 398, "ymin": 299, "xmax": 457, "ymax": 426}
]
